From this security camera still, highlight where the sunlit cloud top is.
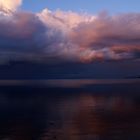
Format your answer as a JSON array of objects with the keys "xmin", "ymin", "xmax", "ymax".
[{"xmin": 0, "ymin": 0, "xmax": 22, "ymax": 14}]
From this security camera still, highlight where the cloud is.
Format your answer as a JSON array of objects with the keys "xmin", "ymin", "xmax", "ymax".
[
  {"xmin": 38, "ymin": 9, "xmax": 95, "ymax": 31},
  {"xmin": 69, "ymin": 13, "xmax": 140, "ymax": 62},
  {"xmin": 0, "ymin": 0, "xmax": 22, "ymax": 14},
  {"xmin": 38, "ymin": 10, "xmax": 140, "ymax": 62},
  {"xmin": 0, "ymin": 11, "xmax": 48, "ymax": 63},
  {"xmin": 0, "ymin": 5, "xmax": 139, "ymax": 64}
]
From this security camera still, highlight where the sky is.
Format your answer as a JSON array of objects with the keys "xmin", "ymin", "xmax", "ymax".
[
  {"xmin": 0, "ymin": 0, "xmax": 139, "ymax": 63},
  {"xmin": 21, "ymin": 0, "xmax": 140, "ymax": 14},
  {"xmin": 0, "ymin": 0, "xmax": 139, "ymax": 79}
]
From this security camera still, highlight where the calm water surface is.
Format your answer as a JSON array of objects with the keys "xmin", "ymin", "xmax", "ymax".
[{"xmin": 0, "ymin": 79, "xmax": 139, "ymax": 140}]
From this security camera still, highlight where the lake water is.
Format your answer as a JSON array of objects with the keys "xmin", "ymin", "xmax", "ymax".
[{"xmin": 0, "ymin": 79, "xmax": 140, "ymax": 140}]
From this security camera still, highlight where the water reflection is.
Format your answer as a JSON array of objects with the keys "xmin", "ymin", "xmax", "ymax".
[
  {"xmin": 0, "ymin": 82, "xmax": 139, "ymax": 140},
  {"xmin": 42, "ymin": 94, "xmax": 140, "ymax": 140}
]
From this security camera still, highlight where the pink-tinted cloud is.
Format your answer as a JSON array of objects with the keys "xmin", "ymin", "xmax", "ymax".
[
  {"xmin": 0, "ymin": 5, "xmax": 140, "ymax": 63},
  {"xmin": 0, "ymin": 0, "xmax": 22, "ymax": 14},
  {"xmin": 69, "ymin": 13, "xmax": 140, "ymax": 61}
]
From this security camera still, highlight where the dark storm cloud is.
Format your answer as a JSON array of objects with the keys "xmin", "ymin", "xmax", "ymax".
[{"xmin": 0, "ymin": 12, "xmax": 47, "ymax": 63}]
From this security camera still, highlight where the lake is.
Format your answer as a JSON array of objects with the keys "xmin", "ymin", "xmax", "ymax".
[{"xmin": 0, "ymin": 79, "xmax": 139, "ymax": 140}]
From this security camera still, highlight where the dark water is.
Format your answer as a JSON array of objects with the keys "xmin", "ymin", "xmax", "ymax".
[{"xmin": 0, "ymin": 80, "xmax": 140, "ymax": 140}]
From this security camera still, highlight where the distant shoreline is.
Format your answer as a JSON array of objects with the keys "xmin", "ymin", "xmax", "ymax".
[{"xmin": 0, "ymin": 79, "xmax": 139, "ymax": 87}]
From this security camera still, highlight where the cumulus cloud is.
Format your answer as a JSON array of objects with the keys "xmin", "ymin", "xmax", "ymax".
[
  {"xmin": 69, "ymin": 13, "xmax": 140, "ymax": 61},
  {"xmin": 0, "ymin": 4, "xmax": 139, "ymax": 63},
  {"xmin": 0, "ymin": 0, "xmax": 22, "ymax": 14},
  {"xmin": 38, "ymin": 9, "xmax": 95, "ymax": 31},
  {"xmin": 38, "ymin": 10, "xmax": 140, "ymax": 62}
]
